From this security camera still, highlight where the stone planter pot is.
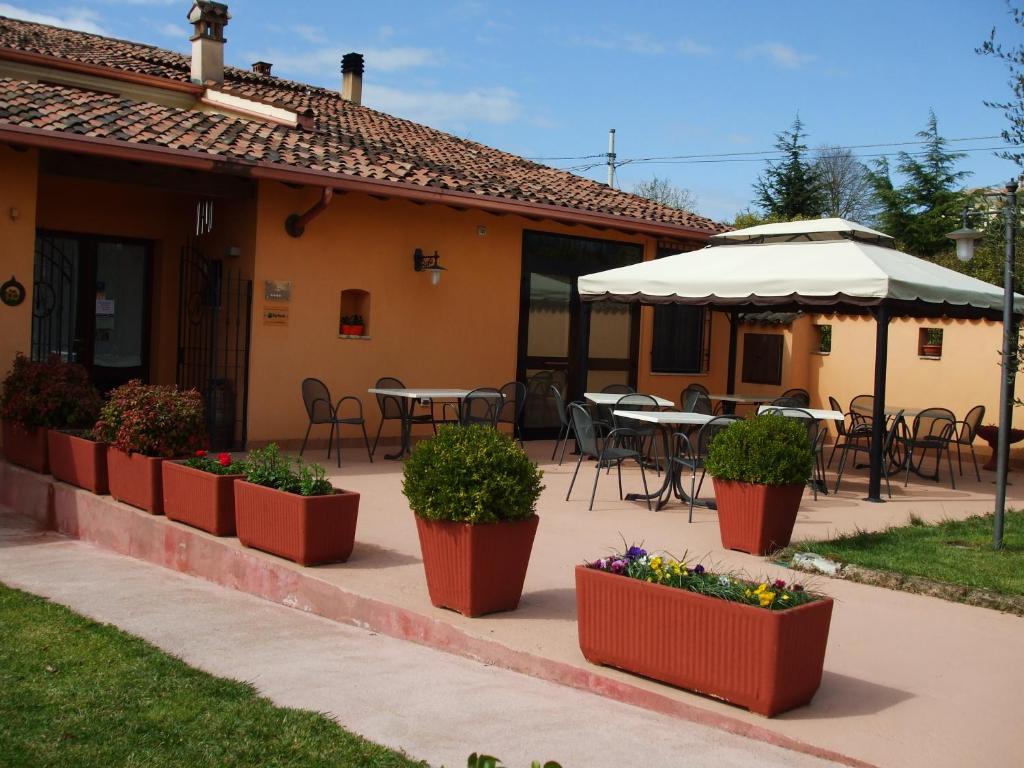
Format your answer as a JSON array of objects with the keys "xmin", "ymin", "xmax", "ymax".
[
  {"xmin": 163, "ymin": 461, "xmax": 243, "ymax": 536},
  {"xmin": 107, "ymin": 448, "xmax": 165, "ymax": 514},
  {"xmin": 47, "ymin": 430, "xmax": 108, "ymax": 494},
  {"xmin": 2, "ymin": 420, "xmax": 48, "ymax": 473},
  {"xmin": 415, "ymin": 514, "xmax": 539, "ymax": 617},
  {"xmin": 233, "ymin": 479, "xmax": 360, "ymax": 565},
  {"xmin": 575, "ymin": 565, "xmax": 833, "ymax": 717},
  {"xmin": 713, "ymin": 479, "xmax": 804, "ymax": 555}
]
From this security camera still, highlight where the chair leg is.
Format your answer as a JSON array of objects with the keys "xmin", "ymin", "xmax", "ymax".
[
  {"xmin": 326, "ymin": 423, "xmax": 335, "ymax": 459},
  {"xmin": 370, "ymin": 420, "xmax": 384, "ymax": 458},
  {"xmin": 589, "ymin": 459, "xmax": 604, "ymax": 511},
  {"xmin": 826, "ymin": 439, "xmax": 839, "ymax": 469},
  {"xmin": 566, "ymin": 452, "xmax": 584, "ymax": 501},
  {"xmin": 946, "ymin": 446, "xmax": 956, "ymax": 490},
  {"xmin": 361, "ymin": 423, "xmax": 373, "ymax": 463},
  {"xmin": 970, "ymin": 444, "xmax": 981, "ymax": 482},
  {"xmin": 833, "ymin": 442, "xmax": 849, "ymax": 495},
  {"xmin": 334, "ymin": 422, "xmax": 341, "ymax": 468},
  {"xmin": 688, "ymin": 467, "xmax": 697, "ymax": 523},
  {"xmin": 300, "ymin": 422, "xmax": 312, "ymax": 457},
  {"xmin": 616, "ymin": 462, "xmax": 623, "ymax": 499},
  {"xmin": 553, "ymin": 422, "xmax": 567, "ymax": 461},
  {"xmin": 638, "ymin": 458, "xmax": 651, "ymax": 511},
  {"xmin": 956, "ymin": 441, "xmax": 964, "ymax": 476},
  {"xmin": 559, "ymin": 422, "xmax": 576, "ymax": 466}
]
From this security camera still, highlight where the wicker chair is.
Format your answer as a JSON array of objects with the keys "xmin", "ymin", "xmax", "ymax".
[{"xmin": 299, "ymin": 377, "xmax": 372, "ymax": 468}]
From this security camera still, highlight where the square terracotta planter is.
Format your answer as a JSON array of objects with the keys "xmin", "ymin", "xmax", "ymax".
[
  {"xmin": 575, "ymin": 566, "xmax": 833, "ymax": 717},
  {"xmin": 107, "ymin": 447, "xmax": 166, "ymax": 514},
  {"xmin": 713, "ymin": 479, "xmax": 804, "ymax": 555},
  {"xmin": 233, "ymin": 479, "xmax": 360, "ymax": 565},
  {"xmin": 415, "ymin": 514, "xmax": 539, "ymax": 617},
  {"xmin": 163, "ymin": 461, "xmax": 243, "ymax": 536},
  {"xmin": 47, "ymin": 430, "xmax": 108, "ymax": 494},
  {"xmin": 2, "ymin": 420, "xmax": 48, "ymax": 473}
]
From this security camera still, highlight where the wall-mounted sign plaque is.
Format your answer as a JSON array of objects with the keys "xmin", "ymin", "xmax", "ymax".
[
  {"xmin": 263, "ymin": 306, "xmax": 289, "ymax": 325},
  {"xmin": 264, "ymin": 280, "xmax": 292, "ymax": 301}
]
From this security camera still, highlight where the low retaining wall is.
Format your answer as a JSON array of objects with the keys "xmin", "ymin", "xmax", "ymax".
[{"xmin": 0, "ymin": 461, "xmax": 871, "ymax": 768}]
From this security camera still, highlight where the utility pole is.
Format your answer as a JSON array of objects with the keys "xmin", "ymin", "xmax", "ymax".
[{"xmin": 607, "ymin": 128, "xmax": 617, "ymax": 188}]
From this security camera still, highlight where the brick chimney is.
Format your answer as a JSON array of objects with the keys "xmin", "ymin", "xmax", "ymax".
[
  {"xmin": 341, "ymin": 52, "xmax": 364, "ymax": 105},
  {"xmin": 251, "ymin": 61, "xmax": 273, "ymax": 76},
  {"xmin": 187, "ymin": 1, "xmax": 230, "ymax": 85}
]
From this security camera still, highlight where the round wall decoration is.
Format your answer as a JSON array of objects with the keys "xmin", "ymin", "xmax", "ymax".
[{"xmin": 1, "ymin": 275, "xmax": 25, "ymax": 307}]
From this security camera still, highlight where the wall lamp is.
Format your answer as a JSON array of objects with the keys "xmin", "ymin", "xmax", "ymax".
[{"xmin": 413, "ymin": 248, "xmax": 446, "ymax": 286}]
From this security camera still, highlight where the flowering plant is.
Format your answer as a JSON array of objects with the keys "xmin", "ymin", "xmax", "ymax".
[
  {"xmin": 0, "ymin": 354, "xmax": 101, "ymax": 430},
  {"xmin": 242, "ymin": 443, "xmax": 334, "ymax": 496},
  {"xmin": 184, "ymin": 450, "xmax": 243, "ymax": 475},
  {"xmin": 94, "ymin": 380, "xmax": 205, "ymax": 457},
  {"xmin": 585, "ymin": 544, "xmax": 821, "ymax": 611}
]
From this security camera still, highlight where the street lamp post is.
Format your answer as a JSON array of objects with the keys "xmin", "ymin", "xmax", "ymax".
[{"xmin": 947, "ymin": 180, "xmax": 1018, "ymax": 550}]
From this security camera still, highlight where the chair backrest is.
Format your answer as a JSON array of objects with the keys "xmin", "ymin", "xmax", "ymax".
[
  {"xmin": 771, "ymin": 396, "xmax": 803, "ymax": 407},
  {"xmin": 374, "ymin": 376, "xmax": 407, "ymax": 420},
  {"xmin": 850, "ymin": 394, "xmax": 874, "ymax": 417},
  {"xmin": 526, "ymin": 370, "xmax": 553, "ymax": 399},
  {"xmin": 601, "ymin": 383, "xmax": 635, "ymax": 395},
  {"xmin": 682, "ymin": 382, "xmax": 710, "ymax": 397},
  {"xmin": 885, "ymin": 409, "xmax": 906, "ymax": 453},
  {"xmin": 301, "ymin": 377, "xmax": 334, "ymax": 423},
  {"xmin": 682, "ymin": 390, "xmax": 713, "ymax": 415},
  {"xmin": 959, "ymin": 405, "xmax": 985, "ymax": 444},
  {"xmin": 912, "ymin": 407, "xmax": 956, "ymax": 442},
  {"xmin": 828, "ymin": 395, "xmax": 848, "ymax": 437},
  {"xmin": 781, "ymin": 388, "xmax": 810, "ymax": 407},
  {"xmin": 612, "ymin": 393, "xmax": 659, "ymax": 428},
  {"xmin": 461, "ymin": 387, "xmax": 501, "ymax": 427},
  {"xmin": 769, "ymin": 407, "xmax": 822, "ymax": 448},
  {"xmin": 695, "ymin": 415, "xmax": 740, "ymax": 457},
  {"xmin": 497, "ymin": 381, "xmax": 527, "ymax": 425},
  {"xmin": 550, "ymin": 385, "xmax": 570, "ymax": 428},
  {"xmin": 569, "ymin": 403, "xmax": 601, "ymax": 458}
]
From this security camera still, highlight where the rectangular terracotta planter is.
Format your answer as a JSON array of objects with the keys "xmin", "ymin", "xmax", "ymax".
[
  {"xmin": 47, "ymin": 430, "xmax": 108, "ymax": 494},
  {"xmin": 107, "ymin": 447, "xmax": 165, "ymax": 514},
  {"xmin": 415, "ymin": 515, "xmax": 539, "ymax": 617},
  {"xmin": 163, "ymin": 461, "xmax": 243, "ymax": 536},
  {"xmin": 233, "ymin": 479, "xmax": 360, "ymax": 565},
  {"xmin": 2, "ymin": 420, "xmax": 48, "ymax": 474},
  {"xmin": 713, "ymin": 479, "xmax": 804, "ymax": 555},
  {"xmin": 575, "ymin": 566, "xmax": 833, "ymax": 717}
]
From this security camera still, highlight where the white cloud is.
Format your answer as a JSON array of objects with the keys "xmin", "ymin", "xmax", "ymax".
[
  {"xmin": 292, "ymin": 24, "xmax": 326, "ymax": 45},
  {"xmin": 676, "ymin": 38, "xmax": 712, "ymax": 56},
  {"xmin": 0, "ymin": 4, "xmax": 105, "ymax": 34},
  {"xmin": 155, "ymin": 21, "xmax": 187, "ymax": 39},
  {"xmin": 364, "ymin": 84, "xmax": 520, "ymax": 128},
  {"xmin": 250, "ymin": 45, "xmax": 438, "ymax": 77},
  {"xmin": 739, "ymin": 42, "xmax": 815, "ymax": 69},
  {"xmin": 571, "ymin": 32, "xmax": 711, "ymax": 57}
]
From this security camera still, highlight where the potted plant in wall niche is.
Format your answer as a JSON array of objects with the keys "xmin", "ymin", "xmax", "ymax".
[
  {"xmin": 349, "ymin": 314, "xmax": 365, "ymax": 336},
  {"xmin": 234, "ymin": 443, "xmax": 360, "ymax": 565},
  {"xmin": 95, "ymin": 381, "xmax": 206, "ymax": 514},
  {"xmin": 1, "ymin": 354, "xmax": 101, "ymax": 474},
  {"xmin": 403, "ymin": 425, "xmax": 544, "ymax": 617},
  {"xmin": 704, "ymin": 413, "xmax": 814, "ymax": 555},
  {"xmin": 163, "ymin": 450, "xmax": 246, "ymax": 536},
  {"xmin": 575, "ymin": 544, "xmax": 833, "ymax": 716}
]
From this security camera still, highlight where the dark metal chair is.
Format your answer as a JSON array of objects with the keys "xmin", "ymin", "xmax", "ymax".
[
  {"xmin": 299, "ymin": 377, "xmax": 372, "ymax": 468},
  {"xmin": 681, "ymin": 389, "xmax": 713, "ymax": 415},
  {"xmin": 497, "ymin": 381, "xmax": 527, "ymax": 444},
  {"xmin": 461, "ymin": 387, "xmax": 501, "ymax": 427},
  {"xmin": 551, "ymin": 385, "xmax": 584, "ymax": 464},
  {"xmin": 833, "ymin": 409, "xmax": 904, "ymax": 497},
  {"xmin": 781, "ymin": 388, "xmax": 811, "ymax": 407},
  {"xmin": 566, "ymin": 404, "xmax": 650, "ymax": 511},
  {"xmin": 768, "ymin": 407, "xmax": 827, "ymax": 500},
  {"xmin": 771, "ymin": 396, "xmax": 804, "ymax": 407},
  {"xmin": 900, "ymin": 407, "xmax": 958, "ymax": 489},
  {"xmin": 612, "ymin": 393, "xmax": 662, "ymax": 476},
  {"xmin": 954, "ymin": 405, "xmax": 986, "ymax": 481},
  {"xmin": 849, "ymin": 394, "xmax": 875, "ymax": 431},
  {"xmin": 370, "ymin": 376, "xmax": 435, "ymax": 459},
  {"xmin": 827, "ymin": 395, "xmax": 871, "ymax": 468},
  {"xmin": 670, "ymin": 415, "xmax": 740, "ymax": 521}
]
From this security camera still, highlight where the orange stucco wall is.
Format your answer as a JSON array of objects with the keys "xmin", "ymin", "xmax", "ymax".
[{"xmin": 0, "ymin": 146, "xmax": 37, "ymax": 378}]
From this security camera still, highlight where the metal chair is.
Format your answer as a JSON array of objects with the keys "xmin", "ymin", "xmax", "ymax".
[
  {"xmin": 900, "ymin": 408, "xmax": 958, "ymax": 489},
  {"xmin": 768, "ymin": 407, "xmax": 828, "ymax": 500},
  {"xmin": 681, "ymin": 389, "xmax": 713, "ymax": 415},
  {"xmin": 827, "ymin": 395, "xmax": 870, "ymax": 468},
  {"xmin": 833, "ymin": 409, "xmax": 904, "ymax": 497},
  {"xmin": 670, "ymin": 415, "xmax": 740, "ymax": 521},
  {"xmin": 612, "ymin": 393, "xmax": 662, "ymax": 476},
  {"xmin": 299, "ymin": 377, "xmax": 372, "ymax": 468},
  {"xmin": 370, "ymin": 376, "xmax": 435, "ymax": 458},
  {"xmin": 954, "ymin": 405, "xmax": 986, "ymax": 481},
  {"xmin": 461, "ymin": 387, "xmax": 501, "ymax": 427},
  {"xmin": 566, "ymin": 404, "xmax": 651, "ymax": 511},
  {"xmin": 550, "ymin": 385, "xmax": 584, "ymax": 464},
  {"xmin": 497, "ymin": 380, "xmax": 527, "ymax": 444},
  {"xmin": 781, "ymin": 388, "xmax": 810, "ymax": 407},
  {"xmin": 849, "ymin": 394, "xmax": 875, "ymax": 431},
  {"xmin": 770, "ymin": 396, "xmax": 804, "ymax": 407}
]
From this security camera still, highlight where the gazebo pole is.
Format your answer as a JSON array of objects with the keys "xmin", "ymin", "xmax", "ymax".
[
  {"xmin": 575, "ymin": 300, "xmax": 592, "ymax": 398},
  {"xmin": 726, "ymin": 310, "xmax": 738, "ymax": 396},
  {"xmin": 867, "ymin": 304, "xmax": 891, "ymax": 502}
]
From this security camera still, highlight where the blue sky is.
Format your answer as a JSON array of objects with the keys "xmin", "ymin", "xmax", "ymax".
[{"xmin": 3, "ymin": 0, "xmax": 1022, "ymax": 221}]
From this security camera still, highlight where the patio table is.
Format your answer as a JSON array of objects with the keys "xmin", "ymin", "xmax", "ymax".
[
  {"xmin": 584, "ymin": 392, "xmax": 674, "ymax": 407},
  {"xmin": 708, "ymin": 392, "xmax": 770, "ymax": 414},
  {"xmin": 758, "ymin": 405, "xmax": 845, "ymax": 421},
  {"xmin": 612, "ymin": 410, "xmax": 717, "ymax": 510},
  {"xmin": 367, "ymin": 388, "xmax": 503, "ymax": 459}
]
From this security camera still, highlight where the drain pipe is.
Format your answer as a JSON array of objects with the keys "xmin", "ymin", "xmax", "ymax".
[{"xmin": 285, "ymin": 187, "xmax": 334, "ymax": 238}]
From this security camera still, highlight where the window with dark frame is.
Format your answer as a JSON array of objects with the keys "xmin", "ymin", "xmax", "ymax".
[
  {"xmin": 814, "ymin": 324, "xmax": 832, "ymax": 354},
  {"xmin": 649, "ymin": 244, "xmax": 710, "ymax": 374},
  {"xmin": 741, "ymin": 333, "xmax": 784, "ymax": 385}
]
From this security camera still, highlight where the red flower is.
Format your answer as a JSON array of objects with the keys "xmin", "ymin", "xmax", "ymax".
[
  {"xmin": 773, "ymin": 579, "xmax": 786, "ymax": 590},
  {"xmin": 218, "ymin": 452, "xmax": 231, "ymax": 467},
  {"xmin": 195, "ymin": 450, "xmax": 207, "ymax": 457}
]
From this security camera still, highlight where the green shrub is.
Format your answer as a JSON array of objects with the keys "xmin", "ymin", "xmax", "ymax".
[
  {"xmin": 243, "ymin": 443, "xmax": 333, "ymax": 496},
  {"xmin": 94, "ymin": 380, "xmax": 205, "ymax": 457},
  {"xmin": 403, "ymin": 425, "xmax": 544, "ymax": 524},
  {"xmin": 704, "ymin": 413, "xmax": 814, "ymax": 486}
]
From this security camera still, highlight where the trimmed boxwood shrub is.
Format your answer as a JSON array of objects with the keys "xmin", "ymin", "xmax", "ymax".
[
  {"xmin": 0, "ymin": 354, "xmax": 101, "ymax": 429},
  {"xmin": 402, "ymin": 425, "xmax": 544, "ymax": 524},
  {"xmin": 704, "ymin": 413, "xmax": 814, "ymax": 486},
  {"xmin": 95, "ymin": 380, "xmax": 205, "ymax": 457}
]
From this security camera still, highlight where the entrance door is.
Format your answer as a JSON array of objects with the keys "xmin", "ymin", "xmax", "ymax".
[
  {"xmin": 517, "ymin": 230, "xmax": 642, "ymax": 440},
  {"xmin": 32, "ymin": 232, "xmax": 152, "ymax": 392}
]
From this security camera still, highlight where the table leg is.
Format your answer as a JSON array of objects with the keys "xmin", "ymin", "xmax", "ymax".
[
  {"xmin": 624, "ymin": 426, "xmax": 717, "ymax": 511},
  {"xmin": 384, "ymin": 414, "xmax": 411, "ymax": 460}
]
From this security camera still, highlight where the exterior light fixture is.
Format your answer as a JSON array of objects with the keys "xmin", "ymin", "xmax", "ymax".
[
  {"xmin": 946, "ymin": 208, "xmax": 985, "ymax": 262},
  {"xmin": 413, "ymin": 248, "xmax": 446, "ymax": 286}
]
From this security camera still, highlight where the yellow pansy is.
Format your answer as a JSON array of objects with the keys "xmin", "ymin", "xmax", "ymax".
[{"xmin": 758, "ymin": 591, "xmax": 776, "ymax": 607}]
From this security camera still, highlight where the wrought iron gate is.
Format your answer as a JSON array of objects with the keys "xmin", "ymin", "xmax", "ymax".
[
  {"xmin": 31, "ymin": 234, "xmax": 78, "ymax": 363},
  {"xmin": 176, "ymin": 241, "xmax": 252, "ymax": 451}
]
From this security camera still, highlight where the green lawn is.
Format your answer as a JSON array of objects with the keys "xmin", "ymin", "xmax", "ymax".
[
  {"xmin": 0, "ymin": 583, "xmax": 427, "ymax": 768},
  {"xmin": 790, "ymin": 512, "xmax": 1024, "ymax": 596}
]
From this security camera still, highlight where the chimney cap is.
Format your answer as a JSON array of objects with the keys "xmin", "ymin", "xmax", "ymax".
[
  {"xmin": 251, "ymin": 61, "xmax": 273, "ymax": 76},
  {"xmin": 188, "ymin": 1, "xmax": 230, "ymax": 43},
  {"xmin": 341, "ymin": 52, "xmax": 365, "ymax": 76}
]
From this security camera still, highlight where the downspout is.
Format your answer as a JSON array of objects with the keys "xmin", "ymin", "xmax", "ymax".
[{"xmin": 285, "ymin": 187, "xmax": 335, "ymax": 238}]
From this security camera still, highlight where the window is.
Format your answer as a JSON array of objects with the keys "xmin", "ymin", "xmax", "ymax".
[
  {"xmin": 741, "ymin": 333, "xmax": 783, "ymax": 385},
  {"xmin": 814, "ymin": 324, "xmax": 832, "ymax": 354},
  {"xmin": 651, "ymin": 306, "xmax": 710, "ymax": 373},
  {"xmin": 919, "ymin": 327, "xmax": 943, "ymax": 358}
]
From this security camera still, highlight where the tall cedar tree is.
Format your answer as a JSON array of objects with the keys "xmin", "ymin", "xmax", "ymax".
[
  {"xmin": 978, "ymin": 1, "xmax": 1024, "ymax": 169},
  {"xmin": 753, "ymin": 116, "xmax": 825, "ymax": 219},
  {"xmin": 866, "ymin": 111, "xmax": 971, "ymax": 259}
]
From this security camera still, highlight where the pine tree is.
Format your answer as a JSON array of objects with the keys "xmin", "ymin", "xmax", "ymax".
[{"xmin": 753, "ymin": 115, "xmax": 825, "ymax": 220}]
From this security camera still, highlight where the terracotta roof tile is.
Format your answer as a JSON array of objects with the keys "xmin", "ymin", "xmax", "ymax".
[{"xmin": 0, "ymin": 15, "xmax": 727, "ymax": 234}]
